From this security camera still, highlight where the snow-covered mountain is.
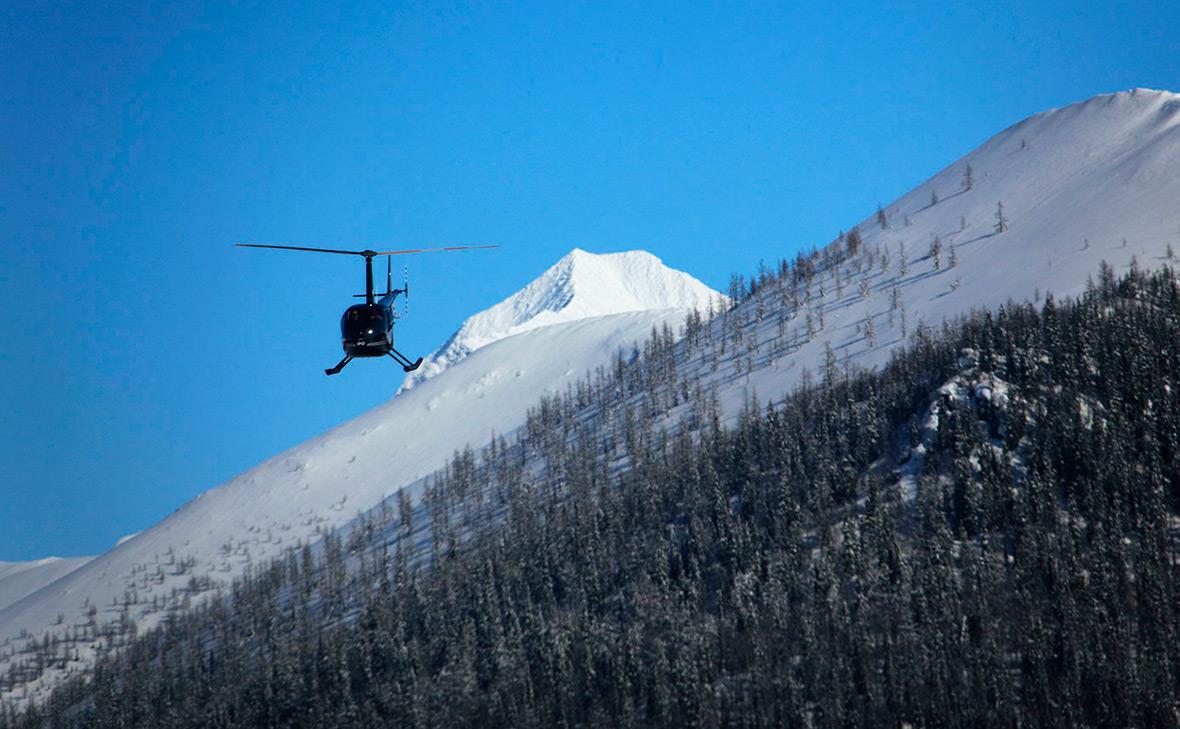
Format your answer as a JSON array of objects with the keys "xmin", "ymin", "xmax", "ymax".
[
  {"xmin": 0, "ymin": 251, "xmax": 719, "ymax": 705},
  {"xmin": 5, "ymin": 87, "xmax": 1180, "ymax": 706},
  {"xmin": 400, "ymin": 248, "xmax": 722, "ymax": 390}
]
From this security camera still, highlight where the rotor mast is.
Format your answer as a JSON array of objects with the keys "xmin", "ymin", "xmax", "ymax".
[{"xmin": 362, "ymin": 251, "xmax": 376, "ymax": 305}]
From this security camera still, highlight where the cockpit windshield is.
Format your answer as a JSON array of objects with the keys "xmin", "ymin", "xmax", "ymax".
[{"xmin": 342, "ymin": 306, "xmax": 387, "ymax": 337}]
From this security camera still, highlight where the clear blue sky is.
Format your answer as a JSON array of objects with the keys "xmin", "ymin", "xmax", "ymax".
[{"xmin": 2, "ymin": 1, "xmax": 1177, "ymax": 559}]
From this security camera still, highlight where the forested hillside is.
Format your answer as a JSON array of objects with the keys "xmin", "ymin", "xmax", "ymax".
[{"xmin": 6, "ymin": 263, "xmax": 1178, "ymax": 728}]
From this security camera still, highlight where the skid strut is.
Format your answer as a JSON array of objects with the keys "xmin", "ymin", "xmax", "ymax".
[
  {"xmin": 388, "ymin": 348, "xmax": 424, "ymax": 372},
  {"xmin": 325, "ymin": 355, "xmax": 352, "ymax": 376}
]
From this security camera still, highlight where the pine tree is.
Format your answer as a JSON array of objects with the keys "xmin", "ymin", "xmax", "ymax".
[
  {"xmin": 994, "ymin": 201, "xmax": 1007, "ymax": 233},
  {"xmin": 847, "ymin": 227, "xmax": 863, "ymax": 256}
]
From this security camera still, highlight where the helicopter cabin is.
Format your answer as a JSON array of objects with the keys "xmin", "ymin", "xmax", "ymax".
[{"xmin": 340, "ymin": 304, "xmax": 392, "ymax": 355}]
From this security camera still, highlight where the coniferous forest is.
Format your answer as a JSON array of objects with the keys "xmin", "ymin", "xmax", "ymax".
[{"xmin": 5, "ymin": 265, "xmax": 1180, "ymax": 728}]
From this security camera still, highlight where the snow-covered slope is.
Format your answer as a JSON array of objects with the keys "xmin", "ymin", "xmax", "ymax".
[
  {"xmin": 401, "ymin": 248, "xmax": 721, "ymax": 389},
  {"xmin": 0, "ymin": 558, "xmax": 92, "ymax": 613},
  {"xmin": 702, "ymin": 87, "xmax": 1180, "ymax": 420},
  {"xmin": 0, "ymin": 252, "xmax": 717, "ymax": 705},
  {"xmin": 858, "ymin": 87, "xmax": 1180, "ymax": 313}
]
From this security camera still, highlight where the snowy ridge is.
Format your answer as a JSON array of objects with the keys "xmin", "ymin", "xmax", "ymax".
[
  {"xmin": 400, "ymin": 248, "xmax": 722, "ymax": 390},
  {"xmin": 718, "ymin": 88, "xmax": 1180, "ymax": 420},
  {"xmin": 0, "ymin": 558, "xmax": 92, "ymax": 613}
]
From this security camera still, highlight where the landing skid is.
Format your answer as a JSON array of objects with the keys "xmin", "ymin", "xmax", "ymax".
[
  {"xmin": 325, "ymin": 355, "xmax": 353, "ymax": 376},
  {"xmin": 388, "ymin": 348, "xmax": 423, "ymax": 373},
  {"xmin": 325, "ymin": 350, "xmax": 420, "ymax": 376}
]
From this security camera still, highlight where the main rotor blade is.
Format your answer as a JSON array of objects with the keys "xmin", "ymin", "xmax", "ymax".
[
  {"xmin": 370, "ymin": 244, "xmax": 499, "ymax": 256},
  {"xmin": 235, "ymin": 243, "xmax": 366, "ymax": 256},
  {"xmin": 236, "ymin": 243, "xmax": 498, "ymax": 256}
]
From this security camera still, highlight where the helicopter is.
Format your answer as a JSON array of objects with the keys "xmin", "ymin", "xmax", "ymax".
[{"xmin": 235, "ymin": 243, "xmax": 497, "ymax": 376}]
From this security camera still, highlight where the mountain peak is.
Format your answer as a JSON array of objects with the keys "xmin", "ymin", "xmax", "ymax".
[
  {"xmin": 400, "ymin": 248, "xmax": 722, "ymax": 390},
  {"xmin": 1019, "ymin": 87, "xmax": 1180, "ymax": 131}
]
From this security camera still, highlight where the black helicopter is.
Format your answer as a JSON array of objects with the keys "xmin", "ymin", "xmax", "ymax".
[{"xmin": 235, "ymin": 243, "xmax": 496, "ymax": 375}]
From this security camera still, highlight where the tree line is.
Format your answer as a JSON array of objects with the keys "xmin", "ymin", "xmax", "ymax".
[{"xmin": 5, "ymin": 264, "xmax": 1179, "ymax": 728}]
